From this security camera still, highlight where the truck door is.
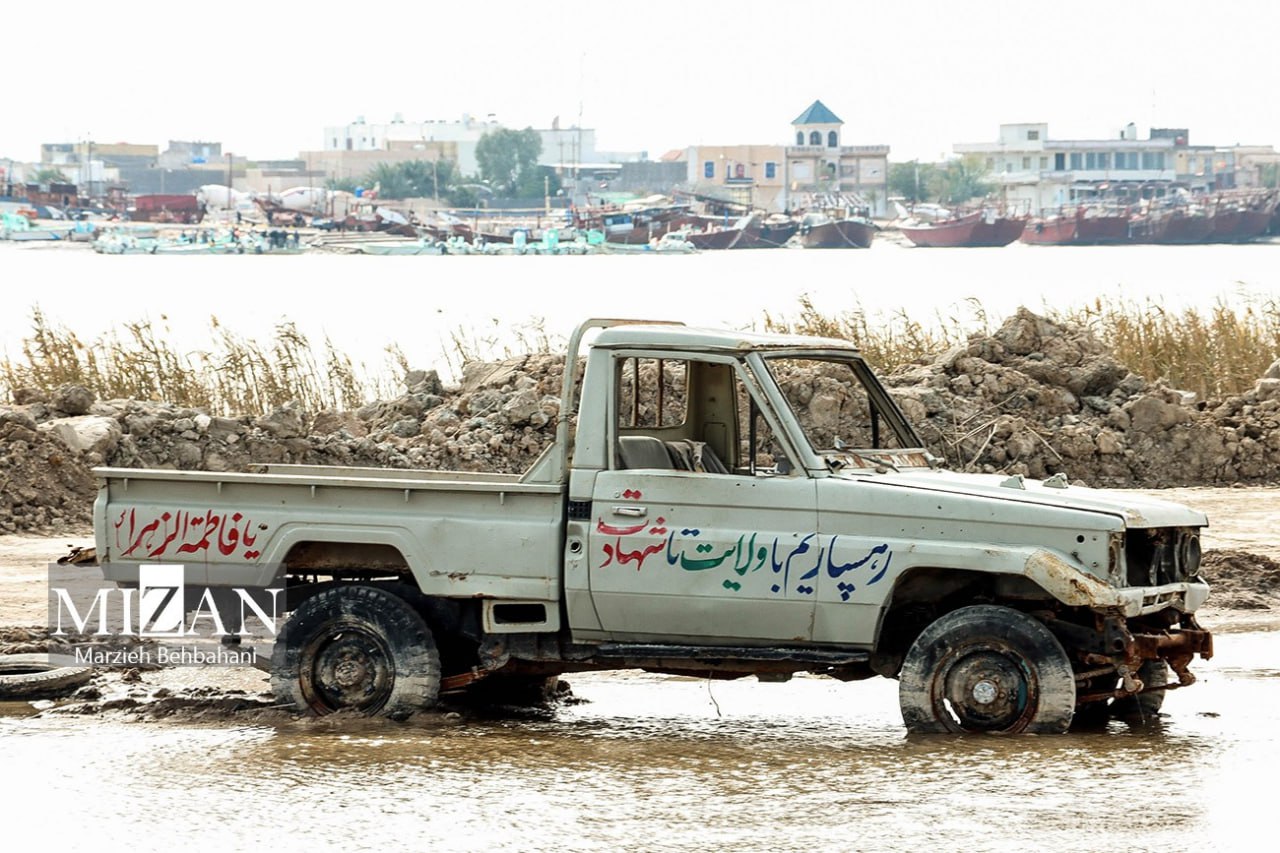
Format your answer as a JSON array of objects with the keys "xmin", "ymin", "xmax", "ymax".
[{"xmin": 586, "ymin": 355, "xmax": 818, "ymax": 644}]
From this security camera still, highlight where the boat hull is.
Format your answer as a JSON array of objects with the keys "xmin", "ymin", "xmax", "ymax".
[
  {"xmin": 1075, "ymin": 215, "xmax": 1129, "ymax": 245},
  {"xmin": 968, "ymin": 216, "xmax": 1025, "ymax": 247},
  {"xmin": 1020, "ymin": 217, "xmax": 1077, "ymax": 245},
  {"xmin": 898, "ymin": 212, "xmax": 982, "ymax": 247},
  {"xmin": 801, "ymin": 219, "xmax": 874, "ymax": 249},
  {"xmin": 735, "ymin": 221, "xmax": 798, "ymax": 249}
]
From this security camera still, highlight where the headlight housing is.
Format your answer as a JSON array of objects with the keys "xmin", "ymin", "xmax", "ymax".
[{"xmin": 1124, "ymin": 527, "xmax": 1203, "ymax": 586}]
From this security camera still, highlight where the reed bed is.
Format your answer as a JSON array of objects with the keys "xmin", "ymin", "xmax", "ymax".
[
  {"xmin": 1, "ymin": 309, "xmax": 402, "ymax": 415},
  {"xmin": 3, "ymin": 297, "xmax": 1277, "ymax": 415},
  {"xmin": 765, "ymin": 295, "xmax": 1280, "ymax": 400}
]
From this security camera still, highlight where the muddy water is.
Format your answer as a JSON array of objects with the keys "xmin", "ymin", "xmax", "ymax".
[{"xmin": 0, "ymin": 623, "xmax": 1274, "ymax": 851}]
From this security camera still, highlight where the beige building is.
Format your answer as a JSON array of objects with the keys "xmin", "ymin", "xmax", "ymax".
[{"xmin": 685, "ymin": 100, "xmax": 889, "ymax": 214}]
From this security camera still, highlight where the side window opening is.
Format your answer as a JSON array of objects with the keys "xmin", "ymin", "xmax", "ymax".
[
  {"xmin": 767, "ymin": 357, "xmax": 908, "ymax": 453},
  {"xmin": 611, "ymin": 357, "xmax": 745, "ymax": 475}
]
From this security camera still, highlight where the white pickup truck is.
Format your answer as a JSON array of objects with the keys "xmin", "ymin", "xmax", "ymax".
[{"xmin": 93, "ymin": 319, "xmax": 1213, "ymax": 733}]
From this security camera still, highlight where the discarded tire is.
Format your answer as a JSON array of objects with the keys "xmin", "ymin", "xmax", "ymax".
[{"xmin": 0, "ymin": 653, "xmax": 93, "ymax": 699}]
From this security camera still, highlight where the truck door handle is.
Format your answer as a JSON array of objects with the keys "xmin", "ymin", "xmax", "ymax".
[{"xmin": 611, "ymin": 505, "xmax": 648, "ymax": 517}]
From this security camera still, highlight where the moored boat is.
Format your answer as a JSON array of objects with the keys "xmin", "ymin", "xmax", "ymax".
[
  {"xmin": 1075, "ymin": 208, "xmax": 1130, "ymax": 244},
  {"xmin": 969, "ymin": 213, "xmax": 1027, "ymax": 247},
  {"xmin": 1020, "ymin": 214, "xmax": 1077, "ymax": 245},
  {"xmin": 897, "ymin": 210, "xmax": 983, "ymax": 247},
  {"xmin": 798, "ymin": 211, "xmax": 875, "ymax": 249},
  {"xmin": 686, "ymin": 214, "xmax": 754, "ymax": 250},
  {"xmin": 736, "ymin": 216, "xmax": 799, "ymax": 249}
]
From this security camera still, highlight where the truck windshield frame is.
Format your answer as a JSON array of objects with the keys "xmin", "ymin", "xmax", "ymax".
[{"xmin": 757, "ymin": 350, "xmax": 927, "ymax": 469}]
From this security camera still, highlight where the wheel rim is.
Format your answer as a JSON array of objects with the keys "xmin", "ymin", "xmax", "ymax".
[
  {"xmin": 932, "ymin": 644, "xmax": 1038, "ymax": 733},
  {"xmin": 299, "ymin": 621, "xmax": 396, "ymax": 714}
]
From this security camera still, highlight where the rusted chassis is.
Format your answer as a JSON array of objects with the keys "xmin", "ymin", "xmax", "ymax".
[{"xmin": 1044, "ymin": 608, "xmax": 1213, "ymax": 706}]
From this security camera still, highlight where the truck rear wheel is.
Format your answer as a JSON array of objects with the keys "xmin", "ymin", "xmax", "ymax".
[
  {"xmin": 898, "ymin": 605, "xmax": 1076, "ymax": 734},
  {"xmin": 271, "ymin": 585, "xmax": 441, "ymax": 719}
]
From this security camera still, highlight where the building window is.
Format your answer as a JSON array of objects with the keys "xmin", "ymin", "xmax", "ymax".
[
  {"xmin": 734, "ymin": 163, "xmax": 745, "ymax": 179},
  {"xmin": 1069, "ymin": 153, "xmax": 1083, "ymax": 170},
  {"xmin": 1142, "ymin": 152, "xmax": 1163, "ymax": 170},
  {"xmin": 765, "ymin": 161, "xmax": 776, "ymax": 179},
  {"xmin": 827, "ymin": 131, "xmax": 838, "ymax": 147},
  {"xmin": 704, "ymin": 161, "xmax": 714, "ymax": 179},
  {"xmin": 1039, "ymin": 156, "xmax": 1048, "ymax": 169},
  {"xmin": 1097, "ymin": 152, "xmax": 1109, "ymax": 169},
  {"xmin": 809, "ymin": 131, "xmax": 821, "ymax": 145},
  {"xmin": 1054, "ymin": 152, "xmax": 1065, "ymax": 170},
  {"xmin": 1086, "ymin": 153, "xmax": 1097, "ymax": 169},
  {"xmin": 796, "ymin": 132, "xmax": 804, "ymax": 145},
  {"xmin": 1022, "ymin": 156, "xmax": 1031, "ymax": 169},
  {"xmin": 1027, "ymin": 130, "xmax": 1040, "ymax": 140}
]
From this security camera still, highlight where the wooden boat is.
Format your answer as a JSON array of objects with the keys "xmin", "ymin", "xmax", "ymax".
[
  {"xmin": 798, "ymin": 212, "xmax": 875, "ymax": 248},
  {"xmin": 1074, "ymin": 208, "xmax": 1130, "ymax": 245},
  {"xmin": 969, "ymin": 214, "xmax": 1027, "ymax": 246},
  {"xmin": 686, "ymin": 214, "xmax": 754, "ymax": 250},
  {"xmin": 897, "ymin": 211, "xmax": 983, "ymax": 247},
  {"xmin": 1020, "ymin": 214, "xmax": 1077, "ymax": 245},
  {"xmin": 736, "ymin": 217, "xmax": 799, "ymax": 249},
  {"xmin": 1128, "ymin": 207, "xmax": 1213, "ymax": 244},
  {"xmin": 575, "ymin": 204, "xmax": 692, "ymax": 245},
  {"xmin": 1207, "ymin": 206, "xmax": 1272, "ymax": 242}
]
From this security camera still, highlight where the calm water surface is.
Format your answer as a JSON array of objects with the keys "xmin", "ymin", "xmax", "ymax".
[
  {"xmin": 2, "ymin": 241, "xmax": 1278, "ymax": 382},
  {"xmin": 0, "ymin": 624, "xmax": 1274, "ymax": 852}
]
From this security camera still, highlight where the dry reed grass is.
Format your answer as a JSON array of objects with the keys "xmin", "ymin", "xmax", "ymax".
[
  {"xmin": 3, "ymin": 297, "xmax": 1276, "ymax": 415},
  {"xmin": 765, "ymin": 294, "xmax": 1280, "ymax": 399},
  {"xmin": 1, "ymin": 309, "xmax": 403, "ymax": 415}
]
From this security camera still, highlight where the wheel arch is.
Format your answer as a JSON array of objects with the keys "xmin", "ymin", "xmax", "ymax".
[{"xmin": 871, "ymin": 564, "xmax": 1057, "ymax": 676}]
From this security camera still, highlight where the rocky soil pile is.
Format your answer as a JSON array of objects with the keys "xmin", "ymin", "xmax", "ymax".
[{"xmin": 3, "ymin": 308, "xmax": 1279, "ymax": 538}]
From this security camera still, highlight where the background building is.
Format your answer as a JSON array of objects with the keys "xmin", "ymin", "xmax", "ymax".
[
  {"xmin": 684, "ymin": 100, "xmax": 890, "ymax": 214},
  {"xmin": 954, "ymin": 122, "xmax": 1241, "ymax": 212}
]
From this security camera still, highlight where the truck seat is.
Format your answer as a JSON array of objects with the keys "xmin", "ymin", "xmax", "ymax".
[
  {"xmin": 665, "ymin": 440, "xmax": 729, "ymax": 474},
  {"xmin": 618, "ymin": 436, "xmax": 677, "ymax": 470}
]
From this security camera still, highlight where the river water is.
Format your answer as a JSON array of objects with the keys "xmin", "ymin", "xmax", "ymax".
[
  {"xmin": 0, "ymin": 622, "xmax": 1275, "ymax": 852},
  {"xmin": 2, "ymin": 240, "xmax": 1278, "ymax": 383}
]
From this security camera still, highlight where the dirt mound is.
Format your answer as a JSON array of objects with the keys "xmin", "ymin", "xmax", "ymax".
[
  {"xmin": 3, "ymin": 310, "xmax": 1280, "ymax": 537},
  {"xmin": 1200, "ymin": 549, "xmax": 1280, "ymax": 610},
  {"xmin": 885, "ymin": 308, "xmax": 1280, "ymax": 487},
  {"xmin": 0, "ymin": 410, "xmax": 97, "ymax": 534}
]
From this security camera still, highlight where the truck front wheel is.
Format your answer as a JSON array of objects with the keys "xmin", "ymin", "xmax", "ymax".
[
  {"xmin": 272, "ymin": 585, "xmax": 442, "ymax": 719},
  {"xmin": 898, "ymin": 605, "xmax": 1076, "ymax": 734}
]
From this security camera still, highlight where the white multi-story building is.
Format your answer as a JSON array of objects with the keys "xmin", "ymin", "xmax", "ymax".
[
  {"xmin": 953, "ymin": 122, "xmax": 1233, "ymax": 212},
  {"xmin": 320, "ymin": 114, "xmax": 618, "ymax": 177}
]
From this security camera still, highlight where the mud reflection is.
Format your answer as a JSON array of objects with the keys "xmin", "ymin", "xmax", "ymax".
[{"xmin": 1, "ymin": 629, "xmax": 1275, "ymax": 852}]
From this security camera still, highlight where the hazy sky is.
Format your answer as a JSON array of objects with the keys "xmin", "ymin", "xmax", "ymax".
[{"xmin": 6, "ymin": 0, "xmax": 1279, "ymax": 165}]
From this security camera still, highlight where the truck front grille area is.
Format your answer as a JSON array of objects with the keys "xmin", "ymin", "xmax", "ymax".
[{"xmin": 1124, "ymin": 527, "xmax": 1202, "ymax": 587}]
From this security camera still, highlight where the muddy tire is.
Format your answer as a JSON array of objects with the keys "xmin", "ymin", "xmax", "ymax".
[
  {"xmin": 898, "ymin": 605, "xmax": 1077, "ymax": 735},
  {"xmin": 271, "ymin": 585, "xmax": 441, "ymax": 720},
  {"xmin": 1111, "ymin": 660, "xmax": 1168, "ymax": 722},
  {"xmin": 0, "ymin": 653, "xmax": 93, "ymax": 699}
]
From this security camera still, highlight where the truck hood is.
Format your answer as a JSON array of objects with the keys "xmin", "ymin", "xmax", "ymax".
[{"xmin": 837, "ymin": 468, "xmax": 1207, "ymax": 529}]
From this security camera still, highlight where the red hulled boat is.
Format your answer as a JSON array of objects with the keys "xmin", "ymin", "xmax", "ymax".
[
  {"xmin": 897, "ymin": 211, "xmax": 982, "ymax": 247},
  {"xmin": 1020, "ymin": 215, "xmax": 1077, "ymax": 245}
]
